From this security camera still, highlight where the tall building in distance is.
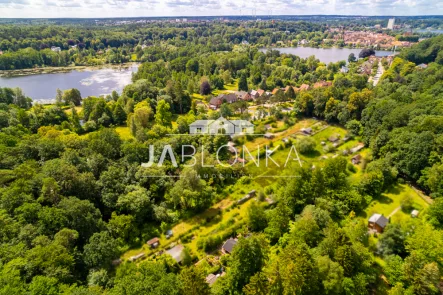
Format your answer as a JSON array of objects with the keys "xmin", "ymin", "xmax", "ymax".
[{"xmin": 387, "ymin": 18, "xmax": 395, "ymax": 30}]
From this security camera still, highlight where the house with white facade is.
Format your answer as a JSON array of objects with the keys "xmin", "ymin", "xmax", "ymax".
[{"xmin": 189, "ymin": 117, "xmax": 254, "ymax": 135}]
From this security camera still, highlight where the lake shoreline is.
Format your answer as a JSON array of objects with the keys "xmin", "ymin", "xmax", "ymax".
[{"xmin": 0, "ymin": 62, "xmax": 139, "ymax": 78}]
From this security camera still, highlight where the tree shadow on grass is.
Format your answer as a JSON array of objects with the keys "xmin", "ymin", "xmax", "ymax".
[{"xmin": 301, "ymin": 150, "xmax": 321, "ymax": 159}]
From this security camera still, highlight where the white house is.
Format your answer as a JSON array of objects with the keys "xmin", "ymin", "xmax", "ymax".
[{"xmin": 189, "ymin": 117, "xmax": 254, "ymax": 135}]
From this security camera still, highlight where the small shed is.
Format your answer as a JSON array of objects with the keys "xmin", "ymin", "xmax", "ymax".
[
  {"xmin": 206, "ymin": 272, "xmax": 226, "ymax": 286},
  {"xmin": 350, "ymin": 144, "xmax": 364, "ymax": 154},
  {"xmin": 166, "ymin": 244, "xmax": 185, "ymax": 263},
  {"xmin": 147, "ymin": 237, "xmax": 160, "ymax": 249},
  {"xmin": 301, "ymin": 127, "xmax": 313, "ymax": 135},
  {"xmin": 368, "ymin": 214, "xmax": 389, "ymax": 233},
  {"xmin": 264, "ymin": 133, "xmax": 275, "ymax": 139},
  {"xmin": 112, "ymin": 258, "xmax": 122, "ymax": 266},
  {"xmin": 166, "ymin": 230, "xmax": 173, "ymax": 239},
  {"xmin": 328, "ymin": 135, "xmax": 339, "ymax": 142},
  {"xmin": 351, "ymin": 154, "xmax": 362, "ymax": 165},
  {"xmin": 411, "ymin": 210, "xmax": 419, "ymax": 218},
  {"xmin": 129, "ymin": 253, "xmax": 145, "ymax": 262},
  {"xmin": 222, "ymin": 238, "xmax": 238, "ymax": 254}
]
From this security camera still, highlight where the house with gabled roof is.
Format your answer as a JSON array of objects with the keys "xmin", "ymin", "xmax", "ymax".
[
  {"xmin": 257, "ymin": 89, "xmax": 265, "ymax": 96},
  {"xmin": 299, "ymin": 84, "xmax": 310, "ymax": 91},
  {"xmin": 368, "ymin": 213, "xmax": 389, "ymax": 233},
  {"xmin": 209, "ymin": 93, "xmax": 238, "ymax": 109},
  {"xmin": 222, "ymin": 238, "xmax": 238, "ymax": 254},
  {"xmin": 189, "ymin": 117, "xmax": 254, "ymax": 135},
  {"xmin": 314, "ymin": 81, "xmax": 332, "ymax": 88}
]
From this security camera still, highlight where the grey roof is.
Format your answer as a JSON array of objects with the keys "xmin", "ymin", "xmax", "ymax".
[
  {"xmin": 222, "ymin": 238, "xmax": 237, "ymax": 253},
  {"xmin": 215, "ymin": 93, "xmax": 237, "ymax": 103},
  {"xmin": 166, "ymin": 244, "xmax": 184, "ymax": 263},
  {"xmin": 369, "ymin": 214, "xmax": 388, "ymax": 228},
  {"xmin": 189, "ymin": 119, "xmax": 215, "ymax": 127},
  {"xmin": 209, "ymin": 97, "xmax": 222, "ymax": 106},
  {"xmin": 189, "ymin": 117, "xmax": 253, "ymax": 127}
]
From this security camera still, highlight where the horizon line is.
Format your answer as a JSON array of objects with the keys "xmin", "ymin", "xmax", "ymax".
[{"xmin": 1, "ymin": 14, "xmax": 443, "ymax": 20}]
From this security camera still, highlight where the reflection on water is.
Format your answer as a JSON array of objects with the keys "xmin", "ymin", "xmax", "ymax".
[
  {"xmin": 259, "ymin": 47, "xmax": 396, "ymax": 64},
  {"xmin": 0, "ymin": 64, "xmax": 139, "ymax": 103}
]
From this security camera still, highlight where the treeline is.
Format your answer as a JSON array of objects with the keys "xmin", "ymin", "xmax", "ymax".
[
  {"xmin": 400, "ymin": 34, "xmax": 443, "ymax": 65},
  {"xmin": 0, "ymin": 21, "xmax": 327, "ymax": 70}
]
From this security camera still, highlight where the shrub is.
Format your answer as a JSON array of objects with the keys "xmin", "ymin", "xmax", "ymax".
[{"xmin": 296, "ymin": 137, "xmax": 316, "ymax": 154}]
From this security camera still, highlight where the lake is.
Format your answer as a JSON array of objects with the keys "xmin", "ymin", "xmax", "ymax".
[
  {"xmin": 0, "ymin": 64, "xmax": 139, "ymax": 103},
  {"xmin": 259, "ymin": 47, "xmax": 396, "ymax": 64}
]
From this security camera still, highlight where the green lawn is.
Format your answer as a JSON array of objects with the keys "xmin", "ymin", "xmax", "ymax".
[
  {"xmin": 362, "ymin": 183, "xmax": 430, "ymax": 222},
  {"xmin": 115, "ymin": 126, "xmax": 134, "ymax": 140}
]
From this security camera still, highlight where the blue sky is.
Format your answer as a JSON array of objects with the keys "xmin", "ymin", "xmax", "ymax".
[{"xmin": 0, "ymin": 0, "xmax": 441, "ymax": 18}]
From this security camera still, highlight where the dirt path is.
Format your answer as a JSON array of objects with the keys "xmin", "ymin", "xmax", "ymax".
[{"xmin": 388, "ymin": 206, "xmax": 401, "ymax": 218}]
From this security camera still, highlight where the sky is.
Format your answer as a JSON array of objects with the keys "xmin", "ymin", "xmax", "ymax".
[{"xmin": 0, "ymin": 0, "xmax": 442, "ymax": 18}]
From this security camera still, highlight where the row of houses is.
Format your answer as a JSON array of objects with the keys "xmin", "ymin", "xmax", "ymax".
[{"xmin": 209, "ymin": 81, "xmax": 332, "ymax": 110}]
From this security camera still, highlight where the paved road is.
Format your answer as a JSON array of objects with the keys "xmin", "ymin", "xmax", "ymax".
[{"xmin": 371, "ymin": 61, "xmax": 384, "ymax": 86}]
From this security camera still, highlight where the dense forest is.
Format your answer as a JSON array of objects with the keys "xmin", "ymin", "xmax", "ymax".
[
  {"xmin": 1, "ymin": 22, "xmax": 443, "ymax": 294},
  {"xmin": 0, "ymin": 17, "xmax": 441, "ymax": 70}
]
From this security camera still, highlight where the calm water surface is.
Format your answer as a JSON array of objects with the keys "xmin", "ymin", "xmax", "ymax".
[
  {"xmin": 260, "ymin": 47, "xmax": 396, "ymax": 64},
  {"xmin": 0, "ymin": 64, "xmax": 139, "ymax": 103}
]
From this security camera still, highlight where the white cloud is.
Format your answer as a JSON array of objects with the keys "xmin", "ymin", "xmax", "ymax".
[{"xmin": 0, "ymin": 0, "xmax": 441, "ymax": 17}]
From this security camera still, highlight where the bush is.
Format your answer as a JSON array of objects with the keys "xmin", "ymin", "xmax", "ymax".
[
  {"xmin": 296, "ymin": 137, "xmax": 316, "ymax": 154},
  {"xmin": 401, "ymin": 194, "xmax": 414, "ymax": 212},
  {"xmin": 347, "ymin": 163, "xmax": 357, "ymax": 173}
]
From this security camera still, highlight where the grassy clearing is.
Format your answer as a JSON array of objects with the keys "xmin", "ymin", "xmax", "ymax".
[
  {"xmin": 115, "ymin": 126, "xmax": 134, "ymax": 140},
  {"xmin": 362, "ymin": 183, "xmax": 430, "ymax": 222}
]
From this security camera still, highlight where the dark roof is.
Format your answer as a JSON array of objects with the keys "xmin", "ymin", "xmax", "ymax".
[
  {"xmin": 376, "ymin": 215, "xmax": 389, "ymax": 228},
  {"xmin": 369, "ymin": 214, "xmax": 389, "ymax": 228},
  {"xmin": 223, "ymin": 93, "xmax": 238, "ymax": 103},
  {"xmin": 210, "ymin": 93, "xmax": 238, "ymax": 105},
  {"xmin": 222, "ymin": 238, "xmax": 237, "ymax": 253},
  {"xmin": 209, "ymin": 97, "xmax": 222, "ymax": 106}
]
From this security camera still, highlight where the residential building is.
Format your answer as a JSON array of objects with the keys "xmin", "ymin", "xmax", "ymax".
[
  {"xmin": 314, "ymin": 81, "xmax": 332, "ymax": 88},
  {"xmin": 235, "ymin": 91, "xmax": 252, "ymax": 101},
  {"xmin": 250, "ymin": 90, "xmax": 259, "ymax": 100},
  {"xmin": 189, "ymin": 117, "xmax": 254, "ymax": 135},
  {"xmin": 209, "ymin": 93, "xmax": 238, "ymax": 109},
  {"xmin": 299, "ymin": 84, "xmax": 310, "ymax": 91}
]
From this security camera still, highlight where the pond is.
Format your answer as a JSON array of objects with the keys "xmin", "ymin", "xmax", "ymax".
[
  {"xmin": 0, "ymin": 64, "xmax": 139, "ymax": 103},
  {"xmin": 259, "ymin": 47, "xmax": 396, "ymax": 64}
]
